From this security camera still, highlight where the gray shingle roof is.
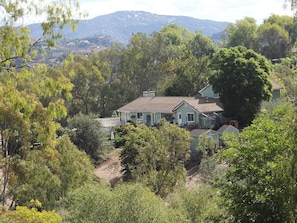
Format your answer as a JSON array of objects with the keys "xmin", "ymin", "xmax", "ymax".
[{"xmin": 117, "ymin": 96, "xmax": 223, "ymax": 113}]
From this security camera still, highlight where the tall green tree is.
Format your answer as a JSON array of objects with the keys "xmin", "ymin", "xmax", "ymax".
[
  {"xmin": 264, "ymin": 14, "xmax": 297, "ymax": 46},
  {"xmin": 209, "ymin": 46, "xmax": 272, "ymax": 126},
  {"xmin": 0, "ymin": 0, "xmax": 86, "ymax": 207},
  {"xmin": 219, "ymin": 103, "xmax": 297, "ymax": 222},
  {"xmin": 162, "ymin": 32, "xmax": 214, "ymax": 96},
  {"xmin": 67, "ymin": 113, "xmax": 104, "ymax": 162},
  {"xmin": 223, "ymin": 17, "xmax": 258, "ymax": 49},
  {"xmin": 120, "ymin": 120, "xmax": 191, "ymax": 197},
  {"xmin": 63, "ymin": 54, "xmax": 105, "ymax": 116},
  {"xmin": 9, "ymin": 135, "xmax": 94, "ymax": 210},
  {"xmin": 256, "ymin": 23, "xmax": 291, "ymax": 59}
]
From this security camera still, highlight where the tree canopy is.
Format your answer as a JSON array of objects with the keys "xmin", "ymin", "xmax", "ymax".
[
  {"xmin": 209, "ymin": 46, "xmax": 272, "ymax": 126},
  {"xmin": 119, "ymin": 120, "xmax": 191, "ymax": 197},
  {"xmin": 219, "ymin": 103, "xmax": 297, "ymax": 222}
]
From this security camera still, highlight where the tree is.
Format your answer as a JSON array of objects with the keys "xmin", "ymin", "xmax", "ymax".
[
  {"xmin": 218, "ymin": 103, "xmax": 297, "ymax": 222},
  {"xmin": 167, "ymin": 185, "xmax": 228, "ymax": 223},
  {"xmin": 120, "ymin": 120, "xmax": 192, "ymax": 197},
  {"xmin": 162, "ymin": 32, "xmax": 214, "ymax": 97},
  {"xmin": 9, "ymin": 135, "xmax": 94, "ymax": 210},
  {"xmin": 0, "ymin": 0, "xmax": 85, "ymax": 207},
  {"xmin": 163, "ymin": 52, "xmax": 209, "ymax": 96},
  {"xmin": 223, "ymin": 17, "xmax": 258, "ymax": 49},
  {"xmin": 63, "ymin": 54, "xmax": 105, "ymax": 116},
  {"xmin": 59, "ymin": 183, "xmax": 187, "ymax": 223},
  {"xmin": 264, "ymin": 14, "xmax": 297, "ymax": 46},
  {"xmin": 188, "ymin": 31, "xmax": 215, "ymax": 58},
  {"xmin": 256, "ymin": 23, "xmax": 291, "ymax": 59},
  {"xmin": 0, "ymin": 0, "xmax": 85, "ymax": 72},
  {"xmin": 209, "ymin": 46, "xmax": 272, "ymax": 126},
  {"xmin": 67, "ymin": 113, "xmax": 104, "ymax": 162}
]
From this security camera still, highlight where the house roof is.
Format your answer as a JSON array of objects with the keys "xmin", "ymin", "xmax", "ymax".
[
  {"xmin": 217, "ymin": 124, "xmax": 239, "ymax": 134},
  {"xmin": 173, "ymin": 97, "xmax": 223, "ymax": 113},
  {"xmin": 117, "ymin": 96, "xmax": 223, "ymax": 114},
  {"xmin": 198, "ymin": 84, "xmax": 211, "ymax": 94},
  {"xmin": 190, "ymin": 128, "xmax": 217, "ymax": 137},
  {"xmin": 270, "ymin": 79, "xmax": 282, "ymax": 90},
  {"xmin": 117, "ymin": 96, "xmax": 194, "ymax": 113}
]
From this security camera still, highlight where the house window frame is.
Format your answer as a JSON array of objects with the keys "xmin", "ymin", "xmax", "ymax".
[
  {"xmin": 187, "ymin": 112, "xmax": 194, "ymax": 122},
  {"xmin": 137, "ymin": 112, "xmax": 143, "ymax": 120}
]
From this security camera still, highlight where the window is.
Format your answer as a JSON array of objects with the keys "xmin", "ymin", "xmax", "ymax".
[
  {"xmin": 187, "ymin": 113, "xmax": 194, "ymax": 122},
  {"xmin": 137, "ymin": 112, "xmax": 143, "ymax": 120}
]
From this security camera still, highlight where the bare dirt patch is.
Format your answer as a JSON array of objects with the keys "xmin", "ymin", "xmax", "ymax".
[{"xmin": 94, "ymin": 149, "xmax": 123, "ymax": 186}]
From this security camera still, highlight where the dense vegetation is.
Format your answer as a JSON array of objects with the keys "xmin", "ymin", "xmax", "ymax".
[{"xmin": 0, "ymin": 0, "xmax": 297, "ymax": 222}]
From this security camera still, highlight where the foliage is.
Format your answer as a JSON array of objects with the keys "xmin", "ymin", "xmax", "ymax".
[
  {"xmin": 161, "ymin": 32, "xmax": 214, "ymax": 97},
  {"xmin": 59, "ymin": 183, "xmax": 187, "ymax": 223},
  {"xmin": 209, "ymin": 46, "xmax": 272, "ymax": 126},
  {"xmin": 120, "ymin": 120, "xmax": 192, "ymax": 197},
  {"xmin": 62, "ymin": 54, "xmax": 105, "ymax": 116},
  {"xmin": 0, "ymin": 200, "xmax": 62, "ymax": 223},
  {"xmin": 218, "ymin": 103, "xmax": 297, "ymax": 222},
  {"xmin": 9, "ymin": 135, "xmax": 94, "ymax": 210},
  {"xmin": 256, "ymin": 22, "xmax": 291, "ymax": 59},
  {"xmin": 0, "ymin": 0, "xmax": 86, "ymax": 72},
  {"xmin": 167, "ymin": 185, "xmax": 229, "ymax": 223},
  {"xmin": 0, "ymin": 0, "xmax": 85, "ymax": 207},
  {"xmin": 67, "ymin": 113, "xmax": 104, "ymax": 162},
  {"xmin": 223, "ymin": 17, "xmax": 258, "ymax": 49},
  {"xmin": 264, "ymin": 14, "xmax": 297, "ymax": 46}
]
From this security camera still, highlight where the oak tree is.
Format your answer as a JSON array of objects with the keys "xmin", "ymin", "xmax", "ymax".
[{"xmin": 209, "ymin": 46, "xmax": 272, "ymax": 126}]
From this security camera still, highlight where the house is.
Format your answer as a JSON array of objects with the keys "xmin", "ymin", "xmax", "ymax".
[
  {"xmin": 117, "ymin": 91, "xmax": 223, "ymax": 129},
  {"xmin": 217, "ymin": 124, "xmax": 240, "ymax": 146},
  {"xmin": 190, "ymin": 124, "xmax": 239, "ymax": 151},
  {"xmin": 199, "ymin": 78, "xmax": 282, "ymax": 100},
  {"xmin": 190, "ymin": 129, "xmax": 220, "ymax": 150},
  {"xmin": 217, "ymin": 124, "xmax": 239, "ymax": 137}
]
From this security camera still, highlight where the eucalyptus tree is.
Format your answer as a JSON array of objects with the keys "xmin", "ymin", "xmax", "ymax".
[
  {"xmin": 120, "ymin": 30, "xmax": 175, "ymax": 101},
  {"xmin": 62, "ymin": 54, "xmax": 105, "ymax": 116},
  {"xmin": 256, "ymin": 23, "xmax": 291, "ymax": 59},
  {"xmin": 264, "ymin": 14, "xmax": 297, "ymax": 46},
  {"xmin": 0, "ymin": 0, "xmax": 86, "ymax": 207},
  {"xmin": 162, "ymin": 32, "xmax": 214, "ymax": 96},
  {"xmin": 223, "ymin": 17, "xmax": 258, "ymax": 49}
]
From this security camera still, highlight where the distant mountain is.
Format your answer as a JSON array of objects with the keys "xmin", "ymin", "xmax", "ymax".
[{"xmin": 29, "ymin": 11, "xmax": 229, "ymax": 44}]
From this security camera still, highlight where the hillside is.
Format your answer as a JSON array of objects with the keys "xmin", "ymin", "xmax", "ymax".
[{"xmin": 29, "ymin": 10, "xmax": 229, "ymax": 45}]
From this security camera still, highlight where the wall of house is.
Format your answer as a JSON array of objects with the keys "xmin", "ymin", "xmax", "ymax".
[
  {"xmin": 174, "ymin": 104, "xmax": 199, "ymax": 127},
  {"xmin": 190, "ymin": 132, "xmax": 220, "ymax": 152},
  {"xmin": 201, "ymin": 85, "xmax": 219, "ymax": 98},
  {"xmin": 119, "ymin": 111, "xmax": 168, "ymax": 126}
]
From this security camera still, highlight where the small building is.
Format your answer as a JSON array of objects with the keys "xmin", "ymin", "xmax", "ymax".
[{"xmin": 190, "ymin": 128, "xmax": 220, "ymax": 150}]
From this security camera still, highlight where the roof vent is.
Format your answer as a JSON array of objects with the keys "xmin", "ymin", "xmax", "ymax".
[{"xmin": 143, "ymin": 90, "xmax": 155, "ymax": 97}]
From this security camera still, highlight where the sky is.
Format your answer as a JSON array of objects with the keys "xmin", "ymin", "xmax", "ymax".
[{"xmin": 78, "ymin": 0, "xmax": 295, "ymax": 24}]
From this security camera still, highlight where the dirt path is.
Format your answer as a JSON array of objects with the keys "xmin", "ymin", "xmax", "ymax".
[{"xmin": 94, "ymin": 150, "xmax": 123, "ymax": 185}]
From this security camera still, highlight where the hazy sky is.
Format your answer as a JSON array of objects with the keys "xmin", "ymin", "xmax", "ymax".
[{"xmin": 78, "ymin": 0, "xmax": 295, "ymax": 24}]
